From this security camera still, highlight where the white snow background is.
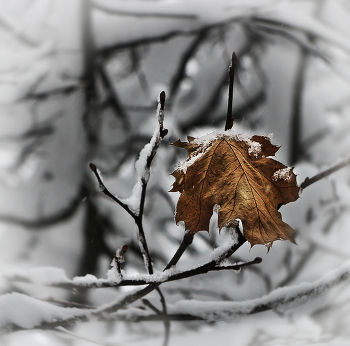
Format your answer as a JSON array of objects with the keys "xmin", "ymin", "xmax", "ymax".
[{"xmin": 1, "ymin": 0, "xmax": 350, "ymax": 345}]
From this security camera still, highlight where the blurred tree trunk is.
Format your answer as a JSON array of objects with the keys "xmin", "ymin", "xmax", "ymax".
[{"xmin": 0, "ymin": 0, "xmax": 87, "ymax": 276}]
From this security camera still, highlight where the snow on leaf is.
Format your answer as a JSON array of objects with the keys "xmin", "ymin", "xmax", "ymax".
[{"xmin": 170, "ymin": 131, "xmax": 299, "ymax": 247}]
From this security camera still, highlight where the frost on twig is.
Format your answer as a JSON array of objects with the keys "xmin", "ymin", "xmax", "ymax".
[
  {"xmin": 90, "ymin": 92, "xmax": 167, "ymax": 277},
  {"xmin": 120, "ymin": 91, "xmax": 166, "ymax": 216},
  {"xmin": 90, "ymin": 92, "xmax": 167, "ymax": 275},
  {"xmin": 89, "ymin": 91, "xmax": 167, "ymax": 217}
]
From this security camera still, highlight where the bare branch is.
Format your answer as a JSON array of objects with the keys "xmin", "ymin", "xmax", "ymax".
[
  {"xmin": 96, "ymin": 58, "xmax": 130, "ymax": 130},
  {"xmin": 300, "ymin": 156, "xmax": 350, "ymax": 190},
  {"xmin": 0, "ymin": 184, "xmax": 87, "ymax": 229},
  {"xmin": 132, "ymin": 91, "xmax": 167, "ymax": 274},
  {"xmin": 142, "ymin": 299, "xmax": 162, "ymax": 314},
  {"xmin": 244, "ymin": 22, "xmax": 329, "ymax": 63},
  {"xmin": 164, "ymin": 232, "xmax": 194, "ymax": 270},
  {"xmin": 93, "ymin": 0, "xmax": 197, "ymax": 19}
]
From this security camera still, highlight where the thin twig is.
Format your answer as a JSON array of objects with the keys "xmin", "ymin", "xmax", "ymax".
[
  {"xmin": 96, "ymin": 58, "xmax": 130, "ymax": 130},
  {"xmin": 9, "ymin": 258, "xmax": 259, "ymax": 289},
  {"xmin": 164, "ymin": 232, "xmax": 194, "ymax": 270},
  {"xmin": 169, "ymin": 28, "xmax": 209, "ymax": 100},
  {"xmin": 134, "ymin": 91, "xmax": 167, "ymax": 274},
  {"xmin": 225, "ymin": 52, "xmax": 238, "ymax": 131},
  {"xmin": 156, "ymin": 288, "xmax": 170, "ymax": 346},
  {"xmin": 245, "ymin": 22, "xmax": 329, "ymax": 63},
  {"xmin": 8, "ymin": 256, "xmax": 350, "ymax": 334},
  {"xmin": 89, "ymin": 163, "xmax": 136, "ymax": 220},
  {"xmin": 90, "ymin": 92, "xmax": 167, "ymax": 275},
  {"xmin": 142, "ymin": 299, "xmax": 162, "ymax": 314},
  {"xmin": 113, "ymin": 244, "xmax": 128, "ymax": 277},
  {"xmin": 300, "ymin": 156, "xmax": 350, "ymax": 190}
]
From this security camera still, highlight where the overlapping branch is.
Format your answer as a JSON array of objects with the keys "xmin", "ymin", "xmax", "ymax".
[{"xmin": 5, "ymin": 257, "xmax": 350, "ymax": 332}]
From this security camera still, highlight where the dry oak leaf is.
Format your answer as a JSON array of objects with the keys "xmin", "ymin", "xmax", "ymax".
[{"xmin": 170, "ymin": 130, "xmax": 300, "ymax": 247}]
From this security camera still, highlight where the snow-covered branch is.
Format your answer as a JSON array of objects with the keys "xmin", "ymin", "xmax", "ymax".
[
  {"xmin": 8, "ymin": 256, "xmax": 259, "ymax": 290},
  {"xmin": 4, "ymin": 258, "xmax": 350, "ymax": 332},
  {"xmin": 120, "ymin": 91, "xmax": 166, "ymax": 217},
  {"xmin": 171, "ymin": 259, "xmax": 350, "ymax": 320},
  {"xmin": 0, "ymin": 292, "xmax": 89, "ymax": 333}
]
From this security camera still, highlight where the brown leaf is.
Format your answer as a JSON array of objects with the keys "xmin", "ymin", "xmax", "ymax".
[{"xmin": 170, "ymin": 131, "xmax": 299, "ymax": 248}]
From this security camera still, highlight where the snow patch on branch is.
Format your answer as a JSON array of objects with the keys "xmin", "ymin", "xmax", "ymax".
[
  {"xmin": 120, "ymin": 94, "xmax": 164, "ymax": 215},
  {"xmin": 9, "ymin": 267, "xmax": 110, "ymax": 288},
  {"xmin": 12, "ymin": 267, "xmax": 70, "ymax": 285},
  {"xmin": 0, "ymin": 293, "xmax": 86, "ymax": 331}
]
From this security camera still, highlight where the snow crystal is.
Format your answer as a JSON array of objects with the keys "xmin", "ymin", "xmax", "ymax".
[
  {"xmin": 213, "ymin": 204, "xmax": 221, "ymax": 213},
  {"xmin": 247, "ymin": 141, "xmax": 262, "ymax": 157},
  {"xmin": 272, "ymin": 167, "xmax": 293, "ymax": 182},
  {"xmin": 229, "ymin": 226, "xmax": 240, "ymax": 243},
  {"xmin": 176, "ymin": 150, "xmax": 206, "ymax": 174}
]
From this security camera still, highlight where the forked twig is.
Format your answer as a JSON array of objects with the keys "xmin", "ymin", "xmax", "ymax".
[
  {"xmin": 90, "ymin": 91, "xmax": 167, "ymax": 275},
  {"xmin": 89, "ymin": 163, "xmax": 135, "ymax": 219},
  {"xmin": 90, "ymin": 92, "xmax": 169, "ymax": 344}
]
